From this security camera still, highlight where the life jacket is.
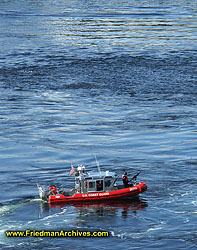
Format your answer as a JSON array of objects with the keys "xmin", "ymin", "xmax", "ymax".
[
  {"xmin": 122, "ymin": 174, "xmax": 128, "ymax": 182},
  {"xmin": 49, "ymin": 186, "xmax": 57, "ymax": 194}
]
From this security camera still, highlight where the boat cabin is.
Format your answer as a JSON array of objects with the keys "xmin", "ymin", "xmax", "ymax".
[{"xmin": 74, "ymin": 165, "xmax": 117, "ymax": 193}]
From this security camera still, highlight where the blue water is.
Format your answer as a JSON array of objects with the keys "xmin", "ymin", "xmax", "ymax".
[{"xmin": 0, "ymin": 0, "xmax": 196, "ymax": 249}]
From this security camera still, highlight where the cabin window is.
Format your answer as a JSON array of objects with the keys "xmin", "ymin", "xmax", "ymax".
[
  {"xmin": 88, "ymin": 181, "xmax": 95, "ymax": 189},
  {"xmin": 105, "ymin": 179, "xmax": 112, "ymax": 187},
  {"xmin": 96, "ymin": 180, "xmax": 103, "ymax": 191}
]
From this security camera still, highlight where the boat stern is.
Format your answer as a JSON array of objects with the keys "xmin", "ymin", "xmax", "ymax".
[{"xmin": 37, "ymin": 184, "xmax": 50, "ymax": 201}]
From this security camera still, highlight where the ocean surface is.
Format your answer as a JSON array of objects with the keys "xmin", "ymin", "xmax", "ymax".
[{"xmin": 0, "ymin": 0, "xmax": 196, "ymax": 249}]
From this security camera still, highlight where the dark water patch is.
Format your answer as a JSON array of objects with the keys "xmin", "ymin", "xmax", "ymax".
[
  {"xmin": 0, "ymin": 11, "xmax": 166, "ymax": 18},
  {"xmin": 0, "ymin": 54, "xmax": 196, "ymax": 106}
]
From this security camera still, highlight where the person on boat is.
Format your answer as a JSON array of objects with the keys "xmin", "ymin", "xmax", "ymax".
[
  {"xmin": 96, "ymin": 181, "xmax": 103, "ymax": 191},
  {"xmin": 122, "ymin": 172, "xmax": 129, "ymax": 187}
]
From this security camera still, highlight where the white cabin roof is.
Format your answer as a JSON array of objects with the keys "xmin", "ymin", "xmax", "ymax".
[{"xmin": 84, "ymin": 171, "xmax": 116, "ymax": 178}]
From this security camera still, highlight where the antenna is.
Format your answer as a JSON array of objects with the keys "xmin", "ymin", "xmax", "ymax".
[{"xmin": 95, "ymin": 154, "xmax": 101, "ymax": 177}]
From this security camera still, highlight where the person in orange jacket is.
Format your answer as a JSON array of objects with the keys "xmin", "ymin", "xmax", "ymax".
[{"xmin": 122, "ymin": 172, "xmax": 129, "ymax": 187}]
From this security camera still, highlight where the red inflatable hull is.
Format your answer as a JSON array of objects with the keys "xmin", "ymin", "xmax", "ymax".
[{"xmin": 49, "ymin": 182, "xmax": 147, "ymax": 204}]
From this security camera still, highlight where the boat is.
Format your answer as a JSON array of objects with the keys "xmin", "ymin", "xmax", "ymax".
[{"xmin": 38, "ymin": 165, "xmax": 147, "ymax": 204}]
